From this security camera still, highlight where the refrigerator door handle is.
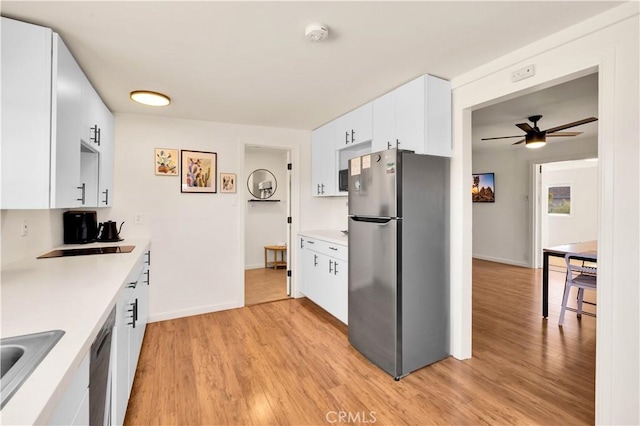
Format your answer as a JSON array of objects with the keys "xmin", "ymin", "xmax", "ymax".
[{"xmin": 350, "ymin": 216, "xmax": 394, "ymax": 224}]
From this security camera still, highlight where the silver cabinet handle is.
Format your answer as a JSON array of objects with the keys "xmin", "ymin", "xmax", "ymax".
[{"xmin": 102, "ymin": 188, "xmax": 109, "ymax": 205}]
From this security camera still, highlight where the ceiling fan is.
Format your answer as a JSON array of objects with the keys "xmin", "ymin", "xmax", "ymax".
[{"xmin": 481, "ymin": 115, "xmax": 598, "ymax": 149}]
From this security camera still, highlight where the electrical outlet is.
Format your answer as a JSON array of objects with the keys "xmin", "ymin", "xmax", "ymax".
[
  {"xmin": 134, "ymin": 214, "xmax": 143, "ymax": 225},
  {"xmin": 21, "ymin": 220, "xmax": 28, "ymax": 237},
  {"xmin": 511, "ymin": 64, "xmax": 535, "ymax": 82}
]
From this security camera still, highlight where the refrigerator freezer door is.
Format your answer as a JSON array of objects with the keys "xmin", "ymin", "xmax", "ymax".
[
  {"xmin": 348, "ymin": 216, "xmax": 399, "ymax": 377},
  {"xmin": 348, "ymin": 149, "xmax": 399, "ymax": 218}
]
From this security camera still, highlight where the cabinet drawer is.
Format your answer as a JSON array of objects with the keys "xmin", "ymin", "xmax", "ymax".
[{"xmin": 300, "ymin": 237, "xmax": 347, "ymax": 261}]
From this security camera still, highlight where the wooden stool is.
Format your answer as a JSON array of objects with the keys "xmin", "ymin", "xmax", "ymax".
[{"xmin": 264, "ymin": 245, "xmax": 287, "ymax": 269}]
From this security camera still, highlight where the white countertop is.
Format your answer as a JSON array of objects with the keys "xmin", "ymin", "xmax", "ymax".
[
  {"xmin": 0, "ymin": 239, "xmax": 150, "ymax": 425},
  {"xmin": 298, "ymin": 230, "xmax": 348, "ymax": 246}
]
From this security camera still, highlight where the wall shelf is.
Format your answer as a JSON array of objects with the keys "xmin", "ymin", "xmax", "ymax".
[{"xmin": 248, "ymin": 199, "xmax": 281, "ymax": 202}]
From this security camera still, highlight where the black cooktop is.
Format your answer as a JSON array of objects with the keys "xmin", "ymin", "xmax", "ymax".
[{"xmin": 37, "ymin": 245, "xmax": 136, "ymax": 259}]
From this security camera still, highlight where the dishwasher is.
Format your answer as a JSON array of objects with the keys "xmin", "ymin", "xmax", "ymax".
[{"xmin": 90, "ymin": 306, "xmax": 116, "ymax": 426}]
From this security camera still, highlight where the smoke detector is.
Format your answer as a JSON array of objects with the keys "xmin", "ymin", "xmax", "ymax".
[{"xmin": 305, "ymin": 23, "xmax": 329, "ymax": 42}]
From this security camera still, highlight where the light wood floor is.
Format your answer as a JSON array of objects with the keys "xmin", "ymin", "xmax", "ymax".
[
  {"xmin": 125, "ymin": 259, "xmax": 595, "ymax": 425},
  {"xmin": 244, "ymin": 267, "xmax": 289, "ymax": 306}
]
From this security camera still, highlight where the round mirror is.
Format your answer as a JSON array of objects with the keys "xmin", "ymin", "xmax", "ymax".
[{"xmin": 247, "ymin": 169, "xmax": 277, "ymax": 199}]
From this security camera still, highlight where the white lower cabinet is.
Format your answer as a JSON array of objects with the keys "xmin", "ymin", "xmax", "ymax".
[
  {"xmin": 48, "ymin": 351, "xmax": 89, "ymax": 425},
  {"xmin": 112, "ymin": 249, "xmax": 150, "ymax": 426},
  {"xmin": 299, "ymin": 236, "xmax": 348, "ymax": 324}
]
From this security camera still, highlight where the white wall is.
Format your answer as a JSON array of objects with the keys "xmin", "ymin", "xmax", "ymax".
[
  {"xmin": 1, "ymin": 209, "xmax": 64, "ymax": 267},
  {"xmin": 0, "ymin": 208, "xmax": 116, "ymax": 267},
  {"xmin": 472, "ymin": 139, "xmax": 597, "ymax": 266},
  {"xmin": 451, "ymin": 4, "xmax": 639, "ymax": 424},
  {"xmin": 244, "ymin": 149, "xmax": 288, "ymax": 269},
  {"xmin": 111, "ymin": 113, "xmax": 314, "ymax": 321},
  {"xmin": 542, "ymin": 160, "xmax": 598, "ymax": 248}
]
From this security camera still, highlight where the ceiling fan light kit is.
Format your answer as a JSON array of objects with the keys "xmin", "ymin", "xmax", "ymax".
[
  {"xmin": 482, "ymin": 114, "xmax": 598, "ymax": 149},
  {"xmin": 525, "ymin": 132, "xmax": 546, "ymax": 149}
]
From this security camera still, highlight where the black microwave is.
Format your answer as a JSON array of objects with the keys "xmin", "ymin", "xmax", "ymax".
[{"xmin": 338, "ymin": 169, "xmax": 349, "ymax": 192}]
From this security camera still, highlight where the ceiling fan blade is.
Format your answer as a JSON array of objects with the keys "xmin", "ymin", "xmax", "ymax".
[
  {"xmin": 481, "ymin": 135, "xmax": 525, "ymax": 140},
  {"xmin": 545, "ymin": 117, "xmax": 598, "ymax": 134},
  {"xmin": 547, "ymin": 131, "xmax": 583, "ymax": 137},
  {"xmin": 516, "ymin": 123, "xmax": 534, "ymax": 133},
  {"xmin": 512, "ymin": 139, "xmax": 526, "ymax": 145}
]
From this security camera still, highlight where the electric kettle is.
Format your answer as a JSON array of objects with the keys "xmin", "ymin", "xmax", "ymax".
[{"xmin": 98, "ymin": 221, "xmax": 124, "ymax": 242}]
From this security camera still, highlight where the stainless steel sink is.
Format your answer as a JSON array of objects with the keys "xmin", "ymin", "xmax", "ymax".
[{"xmin": 1, "ymin": 330, "xmax": 65, "ymax": 409}]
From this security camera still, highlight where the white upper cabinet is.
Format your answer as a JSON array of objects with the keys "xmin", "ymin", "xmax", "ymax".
[
  {"xmin": 372, "ymin": 74, "xmax": 451, "ymax": 156},
  {"xmin": 1, "ymin": 18, "xmax": 52, "ymax": 209},
  {"xmin": 1, "ymin": 17, "xmax": 114, "ymax": 209},
  {"xmin": 311, "ymin": 121, "xmax": 337, "ymax": 196},
  {"xmin": 51, "ymin": 35, "xmax": 84, "ymax": 208},
  {"xmin": 371, "ymin": 90, "xmax": 395, "ymax": 153},
  {"xmin": 82, "ymin": 79, "xmax": 104, "ymax": 151},
  {"xmin": 310, "ymin": 74, "xmax": 451, "ymax": 197},
  {"xmin": 98, "ymin": 102, "xmax": 115, "ymax": 206},
  {"xmin": 333, "ymin": 102, "xmax": 373, "ymax": 149}
]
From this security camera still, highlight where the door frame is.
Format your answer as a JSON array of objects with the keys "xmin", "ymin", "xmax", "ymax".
[
  {"xmin": 239, "ymin": 142, "xmax": 296, "ymax": 304},
  {"xmin": 532, "ymin": 158, "xmax": 599, "ymax": 268}
]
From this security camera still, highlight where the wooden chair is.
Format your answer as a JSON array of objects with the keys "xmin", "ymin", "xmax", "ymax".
[{"xmin": 558, "ymin": 252, "xmax": 597, "ymax": 326}]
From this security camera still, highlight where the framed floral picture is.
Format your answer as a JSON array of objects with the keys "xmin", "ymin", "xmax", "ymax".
[
  {"xmin": 181, "ymin": 150, "xmax": 217, "ymax": 193},
  {"xmin": 155, "ymin": 148, "xmax": 178, "ymax": 176},
  {"xmin": 220, "ymin": 173, "xmax": 237, "ymax": 193}
]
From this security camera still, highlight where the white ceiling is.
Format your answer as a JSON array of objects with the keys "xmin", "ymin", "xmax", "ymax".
[
  {"xmin": 472, "ymin": 73, "xmax": 599, "ymax": 151},
  {"xmin": 1, "ymin": 1, "xmax": 619, "ymax": 130}
]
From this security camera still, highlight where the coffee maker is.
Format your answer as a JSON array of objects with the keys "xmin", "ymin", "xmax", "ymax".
[{"xmin": 63, "ymin": 211, "xmax": 98, "ymax": 244}]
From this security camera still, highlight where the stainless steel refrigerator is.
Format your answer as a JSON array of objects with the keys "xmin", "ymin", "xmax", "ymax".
[{"xmin": 348, "ymin": 148, "xmax": 449, "ymax": 380}]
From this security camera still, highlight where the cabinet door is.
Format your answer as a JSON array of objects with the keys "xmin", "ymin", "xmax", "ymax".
[
  {"xmin": 48, "ymin": 352, "xmax": 89, "ymax": 425},
  {"xmin": 424, "ymin": 75, "xmax": 452, "ymax": 157},
  {"xmin": 112, "ymin": 287, "xmax": 133, "ymax": 426},
  {"xmin": 395, "ymin": 76, "xmax": 426, "ymax": 154},
  {"xmin": 51, "ymin": 35, "xmax": 83, "ymax": 208},
  {"xmin": 300, "ymin": 241, "xmax": 320, "ymax": 301},
  {"xmin": 372, "ymin": 91, "xmax": 395, "ymax": 152},
  {"xmin": 98, "ymin": 102, "xmax": 115, "ymax": 206},
  {"xmin": 133, "ymin": 265, "xmax": 149, "ymax": 356},
  {"xmin": 311, "ymin": 122, "xmax": 336, "ymax": 196},
  {"xmin": 82, "ymin": 79, "xmax": 104, "ymax": 151},
  {"xmin": 328, "ymin": 258, "xmax": 348, "ymax": 324},
  {"xmin": 1, "ymin": 18, "xmax": 52, "ymax": 209},
  {"xmin": 334, "ymin": 103, "xmax": 373, "ymax": 148}
]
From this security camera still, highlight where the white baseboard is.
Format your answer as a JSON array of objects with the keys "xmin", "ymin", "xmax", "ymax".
[
  {"xmin": 244, "ymin": 263, "xmax": 264, "ymax": 270},
  {"xmin": 472, "ymin": 254, "xmax": 530, "ymax": 268},
  {"xmin": 149, "ymin": 301, "xmax": 242, "ymax": 323}
]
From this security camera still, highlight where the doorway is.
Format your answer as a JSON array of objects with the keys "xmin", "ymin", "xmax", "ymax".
[
  {"xmin": 243, "ymin": 145, "xmax": 292, "ymax": 306},
  {"xmin": 470, "ymin": 70, "xmax": 599, "ymax": 408},
  {"xmin": 533, "ymin": 158, "xmax": 599, "ymax": 268}
]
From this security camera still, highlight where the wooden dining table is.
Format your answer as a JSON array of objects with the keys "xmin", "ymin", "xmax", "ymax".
[{"xmin": 542, "ymin": 240, "xmax": 597, "ymax": 318}]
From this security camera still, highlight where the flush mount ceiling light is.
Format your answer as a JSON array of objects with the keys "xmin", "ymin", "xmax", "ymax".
[
  {"xmin": 305, "ymin": 23, "xmax": 329, "ymax": 42},
  {"xmin": 130, "ymin": 90, "xmax": 171, "ymax": 107}
]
